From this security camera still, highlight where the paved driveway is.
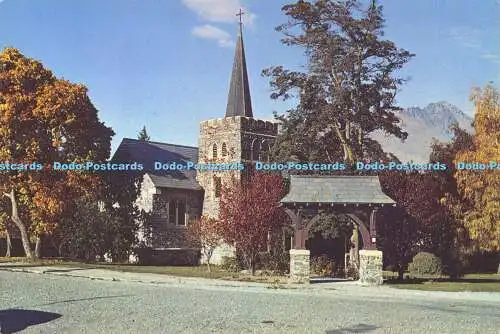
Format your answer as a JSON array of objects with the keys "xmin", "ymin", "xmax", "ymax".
[{"xmin": 1, "ymin": 271, "xmax": 499, "ymax": 333}]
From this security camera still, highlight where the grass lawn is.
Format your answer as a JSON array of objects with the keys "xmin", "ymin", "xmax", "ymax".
[
  {"xmin": 386, "ymin": 273, "xmax": 500, "ymax": 292},
  {"xmin": 2, "ymin": 257, "xmax": 499, "ymax": 290},
  {"xmin": 0, "ymin": 257, "xmax": 289, "ymax": 284}
]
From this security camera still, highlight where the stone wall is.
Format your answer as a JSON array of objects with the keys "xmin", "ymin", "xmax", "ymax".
[
  {"xmin": 359, "ymin": 250, "xmax": 383, "ymax": 285},
  {"xmin": 136, "ymin": 174, "xmax": 157, "ymax": 214},
  {"xmin": 135, "ymin": 174, "xmax": 158, "ymax": 246},
  {"xmin": 135, "ymin": 178, "xmax": 203, "ymax": 250}
]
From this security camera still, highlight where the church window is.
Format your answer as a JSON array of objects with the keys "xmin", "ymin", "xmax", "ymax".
[
  {"xmin": 221, "ymin": 143, "xmax": 228, "ymax": 157},
  {"xmin": 261, "ymin": 141, "xmax": 271, "ymax": 162},
  {"xmin": 212, "ymin": 143, "xmax": 218, "ymax": 159},
  {"xmin": 251, "ymin": 138, "xmax": 261, "ymax": 161},
  {"xmin": 168, "ymin": 199, "xmax": 187, "ymax": 226},
  {"xmin": 214, "ymin": 176, "xmax": 222, "ymax": 198}
]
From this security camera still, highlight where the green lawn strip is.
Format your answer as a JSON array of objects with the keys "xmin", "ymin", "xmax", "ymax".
[
  {"xmin": 390, "ymin": 282, "xmax": 500, "ymax": 293},
  {"xmin": 0, "ymin": 257, "xmax": 288, "ymax": 284},
  {"xmin": 386, "ymin": 272, "xmax": 500, "ymax": 292}
]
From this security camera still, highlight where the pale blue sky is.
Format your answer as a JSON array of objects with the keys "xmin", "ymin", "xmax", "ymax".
[{"xmin": 0, "ymin": 0, "xmax": 499, "ymax": 152}]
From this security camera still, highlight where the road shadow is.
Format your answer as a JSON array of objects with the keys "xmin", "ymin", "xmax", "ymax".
[
  {"xmin": 326, "ymin": 323, "xmax": 379, "ymax": 333},
  {"xmin": 0, "ymin": 309, "xmax": 61, "ymax": 334}
]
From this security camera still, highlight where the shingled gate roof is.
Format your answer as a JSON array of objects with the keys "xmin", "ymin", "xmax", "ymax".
[
  {"xmin": 281, "ymin": 175, "xmax": 395, "ymax": 205},
  {"xmin": 112, "ymin": 138, "xmax": 201, "ymax": 190}
]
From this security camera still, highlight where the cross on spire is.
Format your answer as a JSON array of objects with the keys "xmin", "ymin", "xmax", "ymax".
[
  {"xmin": 236, "ymin": 8, "xmax": 244, "ymax": 24},
  {"xmin": 236, "ymin": 8, "xmax": 244, "ymax": 31}
]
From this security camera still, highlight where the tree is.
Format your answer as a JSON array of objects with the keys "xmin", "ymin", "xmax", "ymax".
[
  {"xmin": 0, "ymin": 48, "xmax": 114, "ymax": 259},
  {"xmin": 263, "ymin": 0, "xmax": 414, "ymax": 164},
  {"xmin": 0, "ymin": 200, "xmax": 12, "ymax": 256},
  {"xmin": 307, "ymin": 212, "xmax": 353, "ymax": 239},
  {"xmin": 137, "ymin": 126, "xmax": 150, "ymax": 141},
  {"xmin": 454, "ymin": 85, "xmax": 500, "ymax": 253},
  {"xmin": 219, "ymin": 173, "xmax": 287, "ymax": 275},
  {"xmin": 378, "ymin": 171, "xmax": 420, "ymax": 279},
  {"xmin": 379, "ymin": 169, "xmax": 462, "ymax": 278},
  {"xmin": 430, "ymin": 124, "xmax": 476, "ymax": 273},
  {"xmin": 186, "ymin": 216, "xmax": 222, "ymax": 272},
  {"xmin": 57, "ymin": 200, "xmax": 108, "ymax": 261}
]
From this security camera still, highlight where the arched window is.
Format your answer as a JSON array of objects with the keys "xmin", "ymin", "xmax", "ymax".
[
  {"xmin": 221, "ymin": 143, "xmax": 228, "ymax": 157},
  {"xmin": 251, "ymin": 138, "xmax": 261, "ymax": 161},
  {"xmin": 261, "ymin": 141, "xmax": 271, "ymax": 162},
  {"xmin": 212, "ymin": 143, "xmax": 217, "ymax": 159}
]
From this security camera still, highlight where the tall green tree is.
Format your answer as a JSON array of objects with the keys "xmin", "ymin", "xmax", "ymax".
[
  {"xmin": 263, "ymin": 0, "xmax": 414, "ymax": 164},
  {"xmin": 137, "ymin": 126, "xmax": 150, "ymax": 141}
]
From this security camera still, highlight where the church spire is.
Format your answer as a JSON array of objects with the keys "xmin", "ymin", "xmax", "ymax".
[{"xmin": 225, "ymin": 9, "xmax": 253, "ymax": 118}]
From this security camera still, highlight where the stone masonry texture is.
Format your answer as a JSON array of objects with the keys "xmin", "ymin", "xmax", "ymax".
[{"xmin": 359, "ymin": 249, "xmax": 383, "ymax": 285}]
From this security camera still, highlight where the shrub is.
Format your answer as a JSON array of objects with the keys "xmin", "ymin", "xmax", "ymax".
[
  {"xmin": 408, "ymin": 252, "xmax": 443, "ymax": 278},
  {"xmin": 441, "ymin": 252, "xmax": 466, "ymax": 278},
  {"xmin": 135, "ymin": 243, "xmax": 152, "ymax": 265},
  {"xmin": 345, "ymin": 264, "xmax": 359, "ymax": 280},
  {"xmin": 220, "ymin": 256, "xmax": 242, "ymax": 272},
  {"xmin": 257, "ymin": 251, "xmax": 290, "ymax": 274},
  {"xmin": 310, "ymin": 254, "xmax": 335, "ymax": 277}
]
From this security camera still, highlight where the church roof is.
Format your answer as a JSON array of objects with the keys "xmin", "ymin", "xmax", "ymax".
[
  {"xmin": 225, "ymin": 23, "xmax": 253, "ymax": 118},
  {"xmin": 112, "ymin": 138, "xmax": 201, "ymax": 190},
  {"xmin": 281, "ymin": 175, "xmax": 395, "ymax": 205}
]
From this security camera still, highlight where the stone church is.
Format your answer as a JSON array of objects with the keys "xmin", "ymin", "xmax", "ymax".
[{"xmin": 112, "ymin": 23, "xmax": 278, "ymax": 265}]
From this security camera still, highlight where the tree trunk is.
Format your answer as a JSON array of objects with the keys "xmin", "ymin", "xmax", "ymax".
[
  {"xmin": 4, "ymin": 189, "xmax": 33, "ymax": 259},
  {"xmin": 398, "ymin": 267, "xmax": 405, "ymax": 280},
  {"xmin": 206, "ymin": 262, "xmax": 211, "ymax": 273},
  {"xmin": 35, "ymin": 236, "xmax": 42, "ymax": 259},
  {"xmin": 5, "ymin": 230, "xmax": 12, "ymax": 257},
  {"xmin": 497, "ymin": 262, "xmax": 500, "ymax": 274},
  {"xmin": 250, "ymin": 254, "xmax": 256, "ymax": 276}
]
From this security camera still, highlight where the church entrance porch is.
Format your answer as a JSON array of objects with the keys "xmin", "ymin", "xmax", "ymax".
[{"xmin": 280, "ymin": 175, "xmax": 395, "ymax": 285}]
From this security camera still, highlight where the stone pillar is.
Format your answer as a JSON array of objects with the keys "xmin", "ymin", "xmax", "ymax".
[
  {"xmin": 359, "ymin": 250, "xmax": 383, "ymax": 285},
  {"xmin": 289, "ymin": 249, "xmax": 310, "ymax": 283}
]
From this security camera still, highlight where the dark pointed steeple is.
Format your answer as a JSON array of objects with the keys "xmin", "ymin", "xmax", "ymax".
[{"xmin": 225, "ymin": 9, "xmax": 253, "ymax": 118}]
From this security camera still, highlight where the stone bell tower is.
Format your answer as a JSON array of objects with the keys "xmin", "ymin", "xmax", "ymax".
[
  {"xmin": 197, "ymin": 10, "xmax": 278, "ymax": 219},
  {"xmin": 196, "ymin": 10, "xmax": 278, "ymax": 263}
]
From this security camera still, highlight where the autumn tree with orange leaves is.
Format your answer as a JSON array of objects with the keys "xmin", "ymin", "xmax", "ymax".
[
  {"xmin": 0, "ymin": 48, "xmax": 114, "ymax": 259},
  {"xmin": 218, "ymin": 172, "xmax": 287, "ymax": 275},
  {"xmin": 454, "ymin": 85, "xmax": 500, "ymax": 255}
]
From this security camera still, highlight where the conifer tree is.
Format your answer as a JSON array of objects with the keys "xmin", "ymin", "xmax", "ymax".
[{"xmin": 137, "ymin": 126, "xmax": 150, "ymax": 141}]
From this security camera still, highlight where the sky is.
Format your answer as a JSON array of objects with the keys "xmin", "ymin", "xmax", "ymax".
[{"xmin": 0, "ymin": 0, "xmax": 499, "ymax": 153}]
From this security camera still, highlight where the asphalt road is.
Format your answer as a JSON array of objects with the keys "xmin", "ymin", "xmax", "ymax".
[{"xmin": 0, "ymin": 271, "xmax": 499, "ymax": 334}]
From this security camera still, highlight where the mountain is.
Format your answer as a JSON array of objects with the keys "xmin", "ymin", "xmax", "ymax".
[{"xmin": 371, "ymin": 101, "xmax": 474, "ymax": 163}]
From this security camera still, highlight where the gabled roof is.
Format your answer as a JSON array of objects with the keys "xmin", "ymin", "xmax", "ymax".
[
  {"xmin": 225, "ymin": 23, "xmax": 253, "ymax": 118},
  {"xmin": 281, "ymin": 175, "xmax": 395, "ymax": 204},
  {"xmin": 112, "ymin": 138, "xmax": 201, "ymax": 190}
]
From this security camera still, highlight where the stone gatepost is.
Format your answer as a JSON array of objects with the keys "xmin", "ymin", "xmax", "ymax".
[
  {"xmin": 359, "ymin": 250, "xmax": 383, "ymax": 285},
  {"xmin": 289, "ymin": 249, "xmax": 310, "ymax": 283}
]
